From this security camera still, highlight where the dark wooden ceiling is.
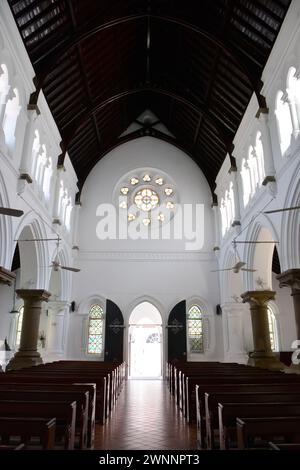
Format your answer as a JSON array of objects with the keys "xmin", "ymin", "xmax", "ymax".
[{"xmin": 8, "ymin": 0, "xmax": 291, "ymax": 194}]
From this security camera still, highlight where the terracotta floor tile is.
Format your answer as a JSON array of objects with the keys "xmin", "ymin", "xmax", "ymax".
[{"xmin": 94, "ymin": 379, "xmax": 197, "ymax": 450}]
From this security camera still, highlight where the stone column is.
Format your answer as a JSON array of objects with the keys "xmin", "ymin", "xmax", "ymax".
[
  {"xmin": 6, "ymin": 289, "xmax": 51, "ymax": 370},
  {"xmin": 222, "ymin": 302, "xmax": 248, "ymax": 363},
  {"xmin": 46, "ymin": 301, "xmax": 69, "ymax": 360},
  {"xmin": 277, "ymin": 269, "xmax": 300, "ymax": 372},
  {"xmin": 241, "ymin": 290, "xmax": 285, "ymax": 370}
]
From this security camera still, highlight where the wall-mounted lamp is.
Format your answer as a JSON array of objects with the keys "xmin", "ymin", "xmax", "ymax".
[{"xmin": 38, "ymin": 331, "xmax": 46, "ymax": 348}]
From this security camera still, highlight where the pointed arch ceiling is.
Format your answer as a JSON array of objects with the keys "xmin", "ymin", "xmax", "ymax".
[{"xmin": 8, "ymin": 0, "xmax": 291, "ymax": 193}]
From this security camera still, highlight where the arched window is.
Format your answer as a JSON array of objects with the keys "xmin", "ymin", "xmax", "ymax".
[
  {"xmin": 241, "ymin": 158, "xmax": 251, "ymax": 207},
  {"xmin": 3, "ymin": 87, "xmax": 21, "ymax": 153},
  {"xmin": 87, "ymin": 304, "xmax": 104, "ymax": 355},
  {"xmin": 31, "ymin": 130, "xmax": 40, "ymax": 176},
  {"xmin": 42, "ymin": 157, "xmax": 53, "ymax": 200},
  {"xmin": 187, "ymin": 304, "xmax": 204, "ymax": 353},
  {"xmin": 275, "ymin": 90, "xmax": 293, "ymax": 155},
  {"xmin": 65, "ymin": 198, "xmax": 73, "ymax": 231},
  {"xmin": 287, "ymin": 66, "xmax": 300, "ymax": 131},
  {"xmin": 227, "ymin": 182, "xmax": 235, "ymax": 224},
  {"xmin": 220, "ymin": 197, "xmax": 228, "ymax": 237},
  {"xmin": 255, "ymin": 131, "xmax": 265, "ymax": 185},
  {"xmin": 0, "ymin": 64, "xmax": 9, "ymax": 120},
  {"xmin": 57, "ymin": 180, "xmax": 64, "ymax": 219},
  {"xmin": 268, "ymin": 307, "xmax": 279, "ymax": 352},
  {"xmin": 248, "ymin": 145, "xmax": 258, "ymax": 195},
  {"xmin": 16, "ymin": 306, "xmax": 24, "ymax": 347},
  {"xmin": 35, "ymin": 144, "xmax": 46, "ymax": 187}
]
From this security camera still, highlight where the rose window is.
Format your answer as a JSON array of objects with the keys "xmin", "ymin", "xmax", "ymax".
[
  {"xmin": 117, "ymin": 170, "xmax": 177, "ymax": 225},
  {"xmin": 134, "ymin": 188, "xmax": 159, "ymax": 212}
]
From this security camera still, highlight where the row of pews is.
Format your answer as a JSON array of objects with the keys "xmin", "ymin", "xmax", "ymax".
[
  {"xmin": 167, "ymin": 360, "xmax": 300, "ymax": 450},
  {"xmin": 0, "ymin": 360, "xmax": 126, "ymax": 450}
]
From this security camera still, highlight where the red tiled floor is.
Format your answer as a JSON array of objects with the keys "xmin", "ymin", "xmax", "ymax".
[{"xmin": 95, "ymin": 380, "xmax": 197, "ymax": 450}]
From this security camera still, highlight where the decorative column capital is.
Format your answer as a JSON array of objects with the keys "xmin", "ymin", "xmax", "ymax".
[
  {"xmin": 0, "ymin": 267, "xmax": 16, "ymax": 286},
  {"xmin": 241, "ymin": 290, "xmax": 276, "ymax": 307},
  {"xmin": 16, "ymin": 289, "xmax": 51, "ymax": 302},
  {"xmin": 47, "ymin": 300, "xmax": 69, "ymax": 314},
  {"xmin": 277, "ymin": 269, "xmax": 300, "ymax": 294},
  {"xmin": 221, "ymin": 302, "xmax": 248, "ymax": 315}
]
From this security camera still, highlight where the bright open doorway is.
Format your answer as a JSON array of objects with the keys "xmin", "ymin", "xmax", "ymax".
[{"xmin": 128, "ymin": 301, "xmax": 163, "ymax": 379}]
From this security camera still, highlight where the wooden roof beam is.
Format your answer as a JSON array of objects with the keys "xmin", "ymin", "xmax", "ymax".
[
  {"xmin": 57, "ymin": 86, "xmax": 234, "ymax": 167},
  {"xmin": 28, "ymin": 13, "xmax": 266, "ymax": 107}
]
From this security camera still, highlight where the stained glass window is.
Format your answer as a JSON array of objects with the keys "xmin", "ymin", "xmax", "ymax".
[
  {"xmin": 187, "ymin": 305, "xmax": 204, "ymax": 353},
  {"xmin": 268, "ymin": 308, "xmax": 278, "ymax": 351},
  {"xmin": 119, "ymin": 171, "xmax": 176, "ymax": 226},
  {"xmin": 134, "ymin": 188, "xmax": 159, "ymax": 212},
  {"xmin": 16, "ymin": 306, "xmax": 24, "ymax": 347},
  {"xmin": 87, "ymin": 304, "xmax": 104, "ymax": 355}
]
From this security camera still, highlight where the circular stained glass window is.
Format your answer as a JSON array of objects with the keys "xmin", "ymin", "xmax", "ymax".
[{"xmin": 134, "ymin": 188, "xmax": 159, "ymax": 212}]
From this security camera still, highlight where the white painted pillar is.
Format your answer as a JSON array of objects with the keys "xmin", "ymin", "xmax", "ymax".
[
  {"xmin": 221, "ymin": 302, "xmax": 248, "ymax": 363},
  {"xmin": 0, "ymin": 83, "xmax": 11, "ymax": 151},
  {"xmin": 230, "ymin": 170, "xmax": 241, "ymax": 227},
  {"xmin": 52, "ymin": 168, "xmax": 64, "ymax": 225},
  {"xmin": 257, "ymin": 111, "xmax": 276, "ymax": 184},
  {"xmin": 46, "ymin": 300, "xmax": 69, "ymax": 360},
  {"xmin": 285, "ymin": 90, "xmax": 300, "ymax": 139},
  {"xmin": 19, "ymin": 108, "xmax": 40, "ymax": 182},
  {"xmin": 211, "ymin": 201, "xmax": 220, "ymax": 251}
]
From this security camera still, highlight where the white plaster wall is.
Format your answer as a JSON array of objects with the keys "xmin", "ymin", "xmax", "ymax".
[
  {"xmin": 272, "ymin": 273, "xmax": 296, "ymax": 351},
  {"xmin": 215, "ymin": 0, "xmax": 300, "ymax": 361},
  {"xmin": 0, "ymin": 0, "xmax": 299, "ymax": 367},
  {"xmin": 0, "ymin": 1, "xmax": 76, "ymax": 363},
  {"xmin": 69, "ymin": 138, "xmax": 222, "ymax": 362},
  {"xmin": 79, "ymin": 137, "xmax": 214, "ymax": 252}
]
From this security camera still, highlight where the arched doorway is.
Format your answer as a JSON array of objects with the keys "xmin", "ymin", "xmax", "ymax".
[{"xmin": 128, "ymin": 301, "xmax": 162, "ymax": 379}]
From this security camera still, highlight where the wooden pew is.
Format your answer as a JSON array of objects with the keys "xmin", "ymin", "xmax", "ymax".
[
  {"xmin": 2, "ymin": 373, "xmax": 106, "ymax": 424},
  {"xmin": 0, "ymin": 443, "xmax": 25, "ymax": 450},
  {"xmin": 0, "ymin": 401, "xmax": 76, "ymax": 450},
  {"xmin": 196, "ymin": 384, "xmax": 300, "ymax": 449},
  {"xmin": 32, "ymin": 360, "xmax": 125, "ymax": 409},
  {"xmin": 236, "ymin": 416, "xmax": 300, "ymax": 449},
  {"xmin": 269, "ymin": 442, "xmax": 300, "ymax": 450},
  {"xmin": 0, "ymin": 382, "xmax": 96, "ymax": 448},
  {"xmin": 0, "ymin": 389, "xmax": 88, "ymax": 449},
  {"xmin": 188, "ymin": 372, "xmax": 300, "ymax": 422},
  {"xmin": 205, "ymin": 391, "xmax": 300, "ymax": 449},
  {"xmin": 218, "ymin": 402, "xmax": 300, "ymax": 449},
  {"xmin": 0, "ymin": 417, "xmax": 56, "ymax": 450}
]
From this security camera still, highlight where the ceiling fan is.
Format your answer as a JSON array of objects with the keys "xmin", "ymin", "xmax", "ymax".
[
  {"xmin": 211, "ymin": 240, "xmax": 257, "ymax": 273},
  {"xmin": 49, "ymin": 239, "xmax": 80, "ymax": 273},
  {"xmin": 211, "ymin": 261, "xmax": 257, "ymax": 274},
  {"xmin": 16, "ymin": 237, "xmax": 81, "ymax": 273},
  {"xmin": 0, "ymin": 207, "xmax": 24, "ymax": 217},
  {"xmin": 50, "ymin": 258, "xmax": 80, "ymax": 273},
  {"xmin": 263, "ymin": 205, "xmax": 300, "ymax": 214}
]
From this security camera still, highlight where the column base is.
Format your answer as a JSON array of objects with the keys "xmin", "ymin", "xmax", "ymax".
[
  {"xmin": 6, "ymin": 350, "xmax": 43, "ymax": 371},
  {"xmin": 284, "ymin": 363, "xmax": 300, "ymax": 375},
  {"xmin": 224, "ymin": 352, "xmax": 248, "ymax": 364},
  {"xmin": 247, "ymin": 351, "xmax": 286, "ymax": 371}
]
